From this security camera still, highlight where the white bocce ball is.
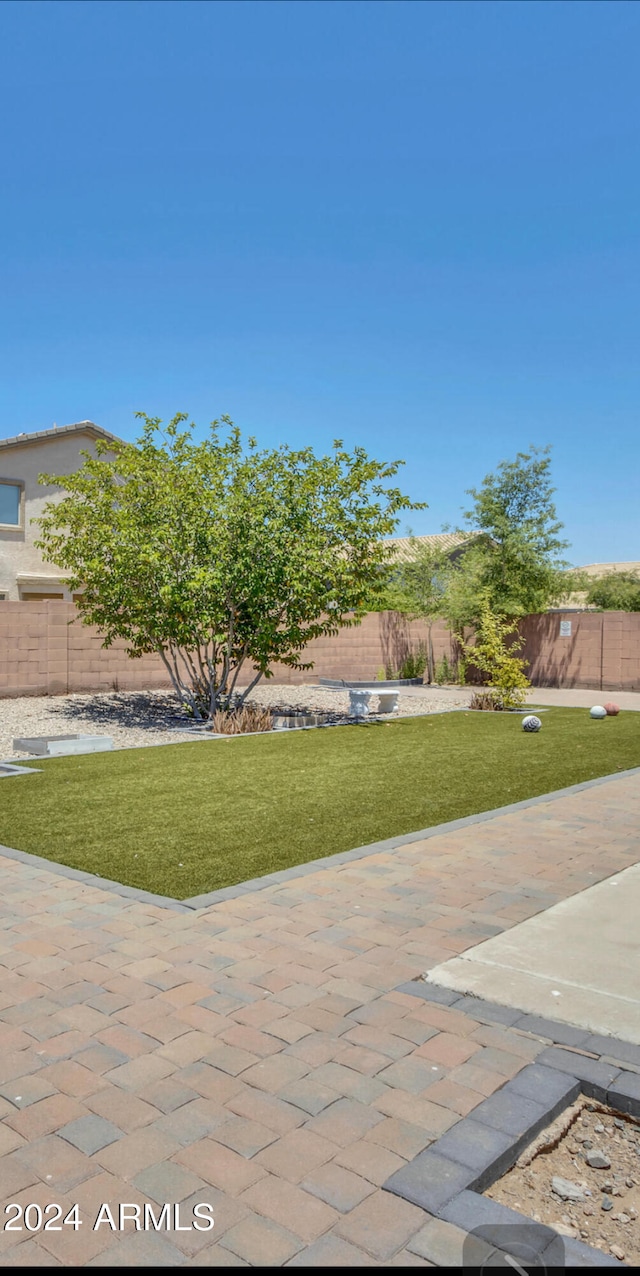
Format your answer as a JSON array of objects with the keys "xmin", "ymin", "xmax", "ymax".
[{"xmin": 590, "ymin": 705, "xmax": 607, "ymax": 719}]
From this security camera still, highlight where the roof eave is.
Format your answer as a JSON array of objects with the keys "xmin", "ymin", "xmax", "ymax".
[{"xmin": 0, "ymin": 422, "xmax": 123, "ymax": 451}]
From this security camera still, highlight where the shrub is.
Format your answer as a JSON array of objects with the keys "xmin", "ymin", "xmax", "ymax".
[
  {"xmin": 469, "ymin": 689, "xmax": 504, "ymax": 711},
  {"xmin": 385, "ymin": 643, "xmax": 427, "ymax": 681},
  {"xmin": 210, "ymin": 706, "xmax": 273, "ymax": 734},
  {"xmin": 463, "ymin": 598, "xmax": 531, "ymax": 710},
  {"xmin": 434, "ymin": 654, "xmax": 455, "ymax": 684},
  {"xmin": 586, "ymin": 570, "xmax": 640, "ymax": 612}
]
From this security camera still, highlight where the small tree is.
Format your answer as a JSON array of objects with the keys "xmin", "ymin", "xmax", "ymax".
[
  {"xmin": 463, "ymin": 597, "xmax": 531, "ymax": 709},
  {"xmin": 461, "ymin": 446, "xmax": 570, "ymax": 620},
  {"xmin": 378, "ymin": 537, "xmax": 454, "ymax": 682},
  {"xmin": 36, "ymin": 414, "xmax": 419, "ymax": 718},
  {"xmin": 586, "ymin": 571, "xmax": 640, "ymax": 612}
]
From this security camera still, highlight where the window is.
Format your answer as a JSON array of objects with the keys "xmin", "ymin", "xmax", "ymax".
[
  {"xmin": 20, "ymin": 592, "xmax": 64, "ymax": 601},
  {"xmin": 0, "ymin": 482, "xmax": 22, "ymax": 526}
]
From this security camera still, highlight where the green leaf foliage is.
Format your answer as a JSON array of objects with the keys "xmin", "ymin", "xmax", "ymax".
[
  {"xmin": 463, "ymin": 596, "xmax": 531, "ymax": 709},
  {"xmin": 586, "ymin": 571, "xmax": 640, "ymax": 612},
  {"xmin": 35, "ymin": 413, "xmax": 419, "ymax": 717},
  {"xmin": 375, "ymin": 448, "xmax": 571, "ymax": 667},
  {"xmin": 459, "ymin": 445, "xmax": 570, "ymax": 622},
  {"xmin": 380, "ymin": 538, "xmax": 455, "ymax": 620}
]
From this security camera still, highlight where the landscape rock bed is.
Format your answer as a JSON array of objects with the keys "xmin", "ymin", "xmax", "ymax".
[
  {"xmin": 1, "ymin": 684, "xmax": 473, "ymax": 759},
  {"xmin": 487, "ymin": 1098, "xmax": 640, "ymax": 1264},
  {"xmin": 245, "ymin": 682, "xmax": 473, "ymax": 718}
]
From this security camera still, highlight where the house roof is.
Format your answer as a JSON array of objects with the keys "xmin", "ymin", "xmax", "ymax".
[
  {"xmin": 382, "ymin": 532, "xmax": 474, "ymax": 563},
  {"xmin": 0, "ymin": 421, "xmax": 122, "ymax": 451}
]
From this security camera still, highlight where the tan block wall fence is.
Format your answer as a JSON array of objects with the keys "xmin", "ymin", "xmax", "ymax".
[
  {"xmin": 519, "ymin": 610, "xmax": 640, "ymax": 692},
  {"xmin": 1, "ymin": 602, "xmax": 638, "ymax": 698}
]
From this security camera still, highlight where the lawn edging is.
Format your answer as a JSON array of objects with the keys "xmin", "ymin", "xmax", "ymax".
[{"xmin": 1, "ymin": 764, "xmax": 638, "ymax": 913}]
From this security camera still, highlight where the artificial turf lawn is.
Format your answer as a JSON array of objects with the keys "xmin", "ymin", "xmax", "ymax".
[{"xmin": 1, "ymin": 708, "xmax": 638, "ymax": 900}]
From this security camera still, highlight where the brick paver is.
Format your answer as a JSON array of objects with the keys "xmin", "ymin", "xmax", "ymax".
[{"xmin": 0, "ymin": 771, "xmax": 637, "ymax": 1264}]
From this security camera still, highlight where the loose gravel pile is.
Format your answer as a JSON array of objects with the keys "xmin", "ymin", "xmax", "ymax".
[
  {"xmin": 1, "ymin": 684, "xmax": 473, "ymax": 759},
  {"xmin": 487, "ymin": 1098, "xmax": 640, "ymax": 1264}
]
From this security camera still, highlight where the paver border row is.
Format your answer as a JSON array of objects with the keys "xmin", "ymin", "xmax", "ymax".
[
  {"xmin": 386, "ymin": 980, "xmax": 640, "ymax": 1268},
  {"xmin": 0, "ymin": 765, "xmax": 638, "ymax": 912}
]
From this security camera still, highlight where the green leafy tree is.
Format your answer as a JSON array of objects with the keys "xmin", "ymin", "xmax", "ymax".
[
  {"xmin": 460, "ymin": 446, "xmax": 570, "ymax": 621},
  {"xmin": 36, "ymin": 414, "xmax": 418, "ymax": 718},
  {"xmin": 378, "ymin": 538, "xmax": 455, "ymax": 682},
  {"xmin": 586, "ymin": 571, "xmax": 640, "ymax": 612},
  {"xmin": 463, "ymin": 596, "xmax": 531, "ymax": 709}
]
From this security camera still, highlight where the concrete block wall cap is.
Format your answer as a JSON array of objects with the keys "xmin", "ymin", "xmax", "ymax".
[{"xmin": 318, "ymin": 677, "xmax": 423, "ymax": 688}]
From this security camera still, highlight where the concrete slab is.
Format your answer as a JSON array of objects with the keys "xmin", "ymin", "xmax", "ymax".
[
  {"xmin": 13, "ymin": 733, "xmax": 113, "ymax": 756},
  {"xmin": 524, "ymin": 688, "xmax": 640, "ymax": 712},
  {"xmin": 393, "ymin": 685, "xmax": 640, "ymax": 711},
  {"xmin": 426, "ymin": 862, "xmax": 640, "ymax": 1044}
]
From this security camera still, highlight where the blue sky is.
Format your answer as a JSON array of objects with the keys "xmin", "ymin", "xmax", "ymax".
[{"xmin": 1, "ymin": 0, "xmax": 638, "ymax": 565}]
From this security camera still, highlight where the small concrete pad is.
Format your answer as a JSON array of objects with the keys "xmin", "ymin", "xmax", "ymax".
[
  {"xmin": 13, "ymin": 734, "xmax": 113, "ymax": 756},
  {"xmin": 425, "ymin": 862, "xmax": 640, "ymax": 1044}
]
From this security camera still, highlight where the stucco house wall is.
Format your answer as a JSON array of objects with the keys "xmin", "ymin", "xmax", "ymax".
[{"xmin": 0, "ymin": 422, "xmax": 120, "ymax": 601}]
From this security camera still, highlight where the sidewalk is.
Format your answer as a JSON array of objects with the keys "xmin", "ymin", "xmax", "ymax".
[
  {"xmin": 395, "ymin": 684, "xmax": 640, "ymax": 711},
  {"xmin": 525, "ymin": 687, "xmax": 640, "ymax": 711},
  {"xmin": 0, "ymin": 771, "xmax": 638, "ymax": 1266},
  {"xmin": 427, "ymin": 860, "xmax": 640, "ymax": 1043}
]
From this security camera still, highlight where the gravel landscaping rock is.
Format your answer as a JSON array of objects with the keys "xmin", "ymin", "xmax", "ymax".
[
  {"xmin": 247, "ymin": 681, "xmax": 473, "ymax": 718},
  {"xmin": 552, "ymin": 1176, "xmax": 586, "ymax": 1202},
  {"xmin": 1, "ymin": 691, "xmax": 196, "ymax": 758},
  {"xmin": 1, "ymin": 684, "xmax": 473, "ymax": 759},
  {"xmin": 587, "ymin": 1150, "xmax": 612, "ymax": 1169}
]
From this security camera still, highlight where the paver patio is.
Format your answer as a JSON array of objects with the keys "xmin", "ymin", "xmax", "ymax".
[{"xmin": 0, "ymin": 769, "xmax": 638, "ymax": 1266}]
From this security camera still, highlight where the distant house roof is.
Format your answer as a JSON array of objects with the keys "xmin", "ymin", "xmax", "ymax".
[
  {"xmin": 382, "ymin": 532, "xmax": 475, "ymax": 564},
  {"xmin": 0, "ymin": 421, "xmax": 122, "ymax": 451}
]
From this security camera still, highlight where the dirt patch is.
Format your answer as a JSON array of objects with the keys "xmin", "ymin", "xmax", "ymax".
[{"xmin": 486, "ymin": 1098, "xmax": 640, "ymax": 1264}]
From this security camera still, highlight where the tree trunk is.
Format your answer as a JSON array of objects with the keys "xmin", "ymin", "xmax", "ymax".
[{"xmin": 427, "ymin": 622, "xmax": 435, "ymax": 684}]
